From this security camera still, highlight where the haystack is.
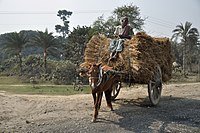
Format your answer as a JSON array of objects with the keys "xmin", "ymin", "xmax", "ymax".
[{"xmin": 81, "ymin": 32, "xmax": 173, "ymax": 84}]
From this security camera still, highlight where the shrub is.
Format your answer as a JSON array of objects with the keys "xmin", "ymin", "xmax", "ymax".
[
  {"xmin": 50, "ymin": 60, "xmax": 76, "ymax": 84},
  {"xmin": 0, "ymin": 55, "xmax": 78, "ymax": 84}
]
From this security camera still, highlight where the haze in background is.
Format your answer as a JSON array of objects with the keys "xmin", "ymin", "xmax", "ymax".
[{"xmin": 0, "ymin": 0, "xmax": 199, "ymax": 37}]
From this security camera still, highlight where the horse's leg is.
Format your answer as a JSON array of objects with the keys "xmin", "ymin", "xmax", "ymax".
[
  {"xmin": 104, "ymin": 89, "xmax": 113, "ymax": 111},
  {"xmin": 92, "ymin": 92, "xmax": 97, "ymax": 122},
  {"xmin": 92, "ymin": 92, "xmax": 102, "ymax": 122},
  {"xmin": 97, "ymin": 92, "xmax": 103, "ymax": 110},
  {"xmin": 92, "ymin": 92, "xmax": 96, "ymax": 105}
]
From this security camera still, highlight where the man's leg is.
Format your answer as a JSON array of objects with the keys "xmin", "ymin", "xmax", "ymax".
[{"xmin": 113, "ymin": 39, "xmax": 124, "ymax": 60}]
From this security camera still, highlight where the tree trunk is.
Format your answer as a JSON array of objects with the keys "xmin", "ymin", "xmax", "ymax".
[
  {"xmin": 188, "ymin": 44, "xmax": 193, "ymax": 72},
  {"xmin": 19, "ymin": 53, "xmax": 22, "ymax": 74},
  {"xmin": 44, "ymin": 50, "xmax": 47, "ymax": 73},
  {"xmin": 183, "ymin": 38, "xmax": 188, "ymax": 77},
  {"xmin": 182, "ymin": 44, "xmax": 186, "ymax": 76}
]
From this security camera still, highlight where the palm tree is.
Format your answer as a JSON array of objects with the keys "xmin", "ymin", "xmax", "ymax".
[
  {"xmin": 30, "ymin": 29, "xmax": 60, "ymax": 73},
  {"xmin": 2, "ymin": 31, "xmax": 28, "ymax": 73},
  {"xmin": 172, "ymin": 21, "xmax": 199, "ymax": 74}
]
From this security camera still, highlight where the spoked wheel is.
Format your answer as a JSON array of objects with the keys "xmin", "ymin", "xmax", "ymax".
[
  {"xmin": 148, "ymin": 65, "xmax": 162, "ymax": 106},
  {"xmin": 111, "ymin": 81, "xmax": 121, "ymax": 100}
]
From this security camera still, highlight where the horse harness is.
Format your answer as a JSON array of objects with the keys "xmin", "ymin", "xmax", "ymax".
[{"xmin": 88, "ymin": 66, "xmax": 116, "ymax": 91}]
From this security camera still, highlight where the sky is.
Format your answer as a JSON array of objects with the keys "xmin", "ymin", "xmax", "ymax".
[{"xmin": 0, "ymin": 0, "xmax": 199, "ymax": 38}]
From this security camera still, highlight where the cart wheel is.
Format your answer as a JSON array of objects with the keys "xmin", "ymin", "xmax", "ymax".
[
  {"xmin": 111, "ymin": 81, "xmax": 121, "ymax": 100},
  {"xmin": 148, "ymin": 65, "xmax": 162, "ymax": 106}
]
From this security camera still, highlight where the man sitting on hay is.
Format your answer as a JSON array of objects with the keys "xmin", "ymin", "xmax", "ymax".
[{"xmin": 109, "ymin": 17, "xmax": 134, "ymax": 61}]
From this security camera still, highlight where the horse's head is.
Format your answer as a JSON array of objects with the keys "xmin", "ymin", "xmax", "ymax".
[{"xmin": 87, "ymin": 63, "xmax": 103, "ymax": 90}]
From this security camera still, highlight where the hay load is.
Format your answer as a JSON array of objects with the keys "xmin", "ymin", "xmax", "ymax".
[{"xmin": 81, "ymin": 32, "xmax": 173, "ymax": 84}]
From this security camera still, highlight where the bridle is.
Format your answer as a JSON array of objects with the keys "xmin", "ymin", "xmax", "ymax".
[{"xmin": 88, "ymin": 65, "xmax": 103, "ymax": 89}]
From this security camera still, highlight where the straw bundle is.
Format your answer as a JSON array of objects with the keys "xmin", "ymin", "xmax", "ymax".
[{"xmin": 81, "ymin": 32, "xmax": 173, "ymax": 84}]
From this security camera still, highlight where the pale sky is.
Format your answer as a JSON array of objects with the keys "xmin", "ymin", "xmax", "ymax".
[{"xmin": 0, "ymin": 0, "xmax": 199, "ymax": 38}]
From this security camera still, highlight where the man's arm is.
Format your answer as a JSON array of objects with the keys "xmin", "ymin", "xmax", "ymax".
[
  {"xmin": 113, "ymin": 26, "xmax": 121, "ymax": 38},
  {"xmin": 129, "ymin": 26, "xmax": 134, "ymax": 36}
]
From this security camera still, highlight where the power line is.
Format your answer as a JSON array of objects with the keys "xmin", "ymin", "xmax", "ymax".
[
  {"xmin": 142, "ymin": 14, "xmax": 176, "ymax": 28},
  {"xmin": 144, "ymin": 14, "xmax": 177, "ymax": 26},
  {"xmin": 0, "ymin": 11, "xmax": 56, "ymax": 15},
  {"xmin": 0, "ymin": 23, "xmax": 55, "ymax": 26},
  {"xmin": 0, "ymin": 10, "xmax": 112, "ymax": 15},
  {"xmin": 145, "ymin": 20, "xmax": 174, "ymax": 29},
  {"xmin": 0, "ymin": 10, "xmax": 176, "ymax": 37},
  {"xmin": 0, "ymin": 11, "xmax": 176, "ymax": 28}
]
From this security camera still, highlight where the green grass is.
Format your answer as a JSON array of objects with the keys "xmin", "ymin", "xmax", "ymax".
[
  {"xmin": 0, "ymin": 76, "xmax": 91, "ymax": 95},
  {"xmin": 169, "ymin": 72, "xmax": 200, "ymax": 83},
  {"xmin": 0, "ymin": 85, "xmax": 90, "ymax": 95},
  {"xmin": 0, "ymin": 76, "xmax": 25, "ymax": 85}
]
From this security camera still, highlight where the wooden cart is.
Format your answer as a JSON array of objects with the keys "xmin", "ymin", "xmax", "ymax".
[
  {"xmin": 111, "ymin": 65, "xmax": 162, "ymax": 106},
  {"xmin": 82, "ymin": 33, "xmax": 172, "ymax": 106}
]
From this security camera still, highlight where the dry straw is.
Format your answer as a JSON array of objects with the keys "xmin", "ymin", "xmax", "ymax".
[{"xmin": 81, "ymin": 32, "xmax": 173, "ymax": 84}]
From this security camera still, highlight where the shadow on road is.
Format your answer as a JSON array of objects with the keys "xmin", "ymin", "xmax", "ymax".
[{"xmin": 112, "ymin": 96, "xmax": 200, "ymax": 132}]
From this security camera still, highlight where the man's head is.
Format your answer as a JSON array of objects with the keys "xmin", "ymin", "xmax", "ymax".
[{"xmin": 121, "ymin": 17, "xmax": 129, "ymax": 28}]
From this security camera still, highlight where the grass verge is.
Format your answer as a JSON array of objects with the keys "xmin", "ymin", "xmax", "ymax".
[
  {"xmin": 0, "ymin": 85, "xmax": 91, "ymax": 95},
  {"xmin": 0, "ymin": 76, "xmax": 91, "ymax": 95}
]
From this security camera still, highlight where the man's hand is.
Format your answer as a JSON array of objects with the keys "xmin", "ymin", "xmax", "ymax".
[{"xmin": 113, "ymin": 34, "xmax": 119, "ymax": 39}]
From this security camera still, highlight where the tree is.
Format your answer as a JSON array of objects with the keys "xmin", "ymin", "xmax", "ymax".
[
  {"xmin": 65, "ymin": 26, "xmax": 92, "ymax": 65},
  {"xmin": 171, "ymin": 40, "xmax": 181, "ymax": 63},
  {"xmin": 92, "ymin": 15, "xmax": 118, "ymax": 37},
  {"xmin": 1, "ymin": 31, "xmax": 28, "ymax": 73},
  {"xmin": 55, "ymin": 10, "xmax": 72, "ymax": 38},
  {"xmin": 113, "ymin": 3, "xmax": 145, "ymax": 31},
  {"xmin": 92, "ymin": 4, "xmax": 145, "ymax": 37},
  {"xmin": 187, "ymin": 34, "xmax": 199, "ymax": 71},
  {"xmin": 197, "ymin": 40, "xmax": 200, "ymax": 79},
  {"xmin": 30, "ymin": 29, "xmax": 60, "ymax": 73},
  {"xmin": 172, "ymin": 21, "xmax": 199, "ymax": 73},
  {"xmin": 92, "ymin": 15, "xmax": 107, "ymax": 35}
]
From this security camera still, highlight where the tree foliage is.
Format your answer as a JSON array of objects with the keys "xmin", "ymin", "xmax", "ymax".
[
  {"xmin": 64, "ymin": 26, "xmax": 92, "ymax": 65},
  {"xmin": 55, "ymin": 10, "xmax": 72, "ymax": 38},
  {"xmin": 172, "ymin": 21, "xmax": 199, "ymax": 73},
  {"xmin": 30, "ymin": 29, "xmax": 60, "ymax": 73},
  {"xmin": 113, "ymin": 3, "xmax": 145, "ymax": 31},
  {"xmin": 92, "ymin": 4, "xmax": 145, "ymax": 37},
  {"xmin": 1, "ymin": 31, "xmax": 29, "ymax": 73},
  {"xmin": 0, "ymin": 29, "xmax": 77, "ymax": 84}
]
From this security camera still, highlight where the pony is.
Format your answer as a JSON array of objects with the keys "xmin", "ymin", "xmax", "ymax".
[{"xmin": 87, "ymin": 63, "xmax": 120, "ymax": 122}]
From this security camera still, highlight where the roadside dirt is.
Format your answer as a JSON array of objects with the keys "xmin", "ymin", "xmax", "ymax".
[{"xmin": 0, "ymin": 83, "xmax": 200, "ymax": 133}]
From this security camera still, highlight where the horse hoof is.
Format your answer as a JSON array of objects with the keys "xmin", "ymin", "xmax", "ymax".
[{"xmin": 91, "ymin": 118, "xmax": 96, "ymax": 123}]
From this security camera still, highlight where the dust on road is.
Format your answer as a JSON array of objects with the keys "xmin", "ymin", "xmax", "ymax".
[{"xmin": 0, "ymin": 83, "xmax": 200, "ymax": 133}]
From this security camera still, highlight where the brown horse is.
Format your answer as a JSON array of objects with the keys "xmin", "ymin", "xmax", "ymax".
[{"xmin": 87, "ymin": 63, "xmax": 119, "ymax": 122}]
